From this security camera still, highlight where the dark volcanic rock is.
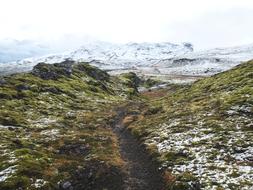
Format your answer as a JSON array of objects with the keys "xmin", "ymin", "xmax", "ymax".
[
  {"xmin": 31, "ymin": 60, "xmax": 111, "ymax": 82},
  {"xmin": 15, "ymin": 84, "xmax": 30, "ymax": 91},
  {"xmin": 32, "ymin": 60, "xmax": 75, "ymax": 80}
]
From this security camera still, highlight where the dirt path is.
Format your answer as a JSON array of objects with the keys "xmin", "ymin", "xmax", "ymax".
[{"xmin": 113, "ymin": 108, "xmax": 165, "ymax": 190}]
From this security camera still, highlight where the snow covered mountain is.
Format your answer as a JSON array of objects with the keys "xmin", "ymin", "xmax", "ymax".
[
  {"xmin": 0, "ymin": 41, "xmax": 193, "ymax": 75},
  {"xmin": 0, "ymin": 41, "xmax": 253, "ymax": 81},
  {"xmin": 153, "ymin": 44, "xmax": 253, "ymax": 76}
]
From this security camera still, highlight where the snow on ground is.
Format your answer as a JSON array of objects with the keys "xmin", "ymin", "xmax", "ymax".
[
  {"xmin": 144, "ymin": 116, "xmax": 253, "ymax": 189},
  {"xmin": 0, "ymin": 166, "xmax": 17, "ymax": 182},
  {"xmin": 0, "ymin": 125, "xmax": 20, "ymax": 129},
  {"xmin": 32, "ymin": 179, "xmax": 48, "ymax": 188}
]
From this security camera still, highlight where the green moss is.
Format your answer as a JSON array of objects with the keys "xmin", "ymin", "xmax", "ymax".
[
  {"xmin": 0, "ymin": 110, "xmax": 27, "ymax": 126},
  {"xmin": 178, "ymin": 172, "xmax": 197, "ymax": 182},
  {"xmin": 119, "ymin": 72, "xmax": 141, "ymax": 90},
  {"xmin": 126, "ymin": 60, "xmax": 253, "ymax": 190},
  {"xmin": 0, "ymin": 62, "xmax": 135, "ymax": 189},
  {"xmin": 0, "ymin": 176, "xmax": 30, "ymax": 190}
]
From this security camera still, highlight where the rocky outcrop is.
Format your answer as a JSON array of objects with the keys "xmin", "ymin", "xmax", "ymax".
[
  {"xmin": 32, "ymin": 60, "xmax": 110, "ymax": 82},
  {"xmin": 32, "ymin": 60, "xmax": 75, "ymax": 80}
]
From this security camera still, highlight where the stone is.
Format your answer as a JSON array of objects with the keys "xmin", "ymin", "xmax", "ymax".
[{"xmin": 62, "ymin": 181, "xmax": 73, "ymax": 190}]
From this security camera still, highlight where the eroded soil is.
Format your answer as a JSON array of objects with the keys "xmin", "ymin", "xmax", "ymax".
[{"xmin": 113, "ymin": 107, "xmax": 165, "ymax": 190}]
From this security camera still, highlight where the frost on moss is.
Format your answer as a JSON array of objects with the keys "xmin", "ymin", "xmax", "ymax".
[
  {"xmin": 0, "ymin": 61, "xmax": 138, "ymax": 189},
  {"xmin": 128, "ymin": 60, "xmax": 253, "ymax": 190}
]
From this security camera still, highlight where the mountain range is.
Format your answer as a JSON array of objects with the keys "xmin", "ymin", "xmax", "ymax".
[{"xmin": 0, "ymin": 41, "xmax": 253, "ymax": 82}]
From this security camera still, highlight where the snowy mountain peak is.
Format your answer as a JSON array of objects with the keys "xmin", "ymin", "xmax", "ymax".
[
  {"xmin": 1, "ymin": 41, "xmax": 253, "ymax": 80},
  {"xmin": 68, "ymin": 41, "xmax": 193, "ymax": 62}
]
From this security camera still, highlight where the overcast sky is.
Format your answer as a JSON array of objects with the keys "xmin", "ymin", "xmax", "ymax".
[{"xmin": 1, "ymin": 0, "xmax": 253, "ymax": 50}]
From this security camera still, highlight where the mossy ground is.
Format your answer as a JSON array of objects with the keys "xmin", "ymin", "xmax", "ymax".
[
  {"xmin": 1, "ymin": 60, "xmax": 252, "ymax": 190},
  {"xmin": 126, "ymin": 61, "xmax": 253, "ymax": 190},
  {"xmin": 0, "ymin": 62, "xmax": 140, "ymax": 189}
]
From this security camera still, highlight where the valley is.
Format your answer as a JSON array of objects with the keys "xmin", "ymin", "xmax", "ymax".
[
  {"xmin": 0, "ymin": 59, "xmax": 252, "ymax": 190},
  {"xmin": 1, "ymin": 0, "xmax": 253, "ymax": 189}
]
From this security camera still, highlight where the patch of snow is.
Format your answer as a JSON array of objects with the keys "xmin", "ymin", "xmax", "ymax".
[
  {"xmin": 0, "ymin": 125, "xmax": 19, "ymax": 129},
  {"xmin": 145, "ymin": 117, "xmax": 253, "ymax": 189},
  {"xmin": 30, "ymin": 118, "xmax": 57, "ymax": 128},
  {"xmin": 33, "ymin": 179, "xmax": 48, "ymax": 188},
  {"xmin": 40, "ymin": 129, "xmax": 60, "ymax": 141},
  {"xmin": 0, "ymin": 165, "xmax": 17, "ymax": 182}
]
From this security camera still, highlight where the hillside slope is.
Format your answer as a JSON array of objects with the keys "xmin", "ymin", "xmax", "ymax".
[
  {"xmin": 127, "ymin": 60, "xmax": 253, "ymax": 189},
  {"xmin": 0, "ymin": 59, "xmax": 252, "ymax": 190},
  {"xmin": 0, "ymin": 60, "xmax": 142, "ymax": 189}
]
